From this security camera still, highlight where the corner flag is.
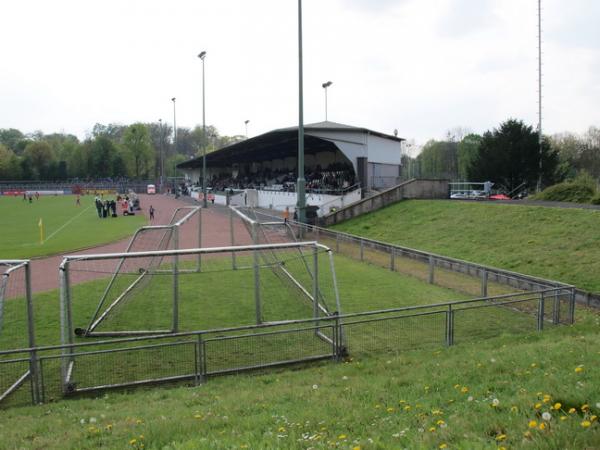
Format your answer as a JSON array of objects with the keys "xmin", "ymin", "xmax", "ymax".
[{"xmin": 38, "ymin": 218, "xmax": 44, "ymax": 244}]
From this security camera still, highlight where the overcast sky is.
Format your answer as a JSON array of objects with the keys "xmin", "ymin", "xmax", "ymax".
[{"xmin": 1, "ymin": 0, "xmax": 599, "ymax": 146}]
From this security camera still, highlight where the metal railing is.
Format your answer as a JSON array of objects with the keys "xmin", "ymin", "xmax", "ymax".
[{"xmin": 0, "ymin": 285, "xmax": 574, "ymax": 408}]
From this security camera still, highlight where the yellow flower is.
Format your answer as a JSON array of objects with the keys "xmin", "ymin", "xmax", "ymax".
[
  {"xmin": 534, "ymin": 403, "xmax": 542, "ymax": 410},
  {"xmin": 510, "ymin": 406, "xmax": 518, "ymax": 413},
  {"xmin": 543, "ymin": 395, "xmax": 551, "ymax": 403},
  {"xmin": 528, "ymin": 420, "xmax": 538, "ymax": 428},
  {"xmin": 454, "ymin": 384, "xmax": 460, "ymax": 389},
  {"xmin": 387, "ymin": 407, "xmax": 395, "ymax": 413},
  {"xmin": 568, "ymin": 408, "xmax": 576, "ymax": 414},
  {"xmin": 352, "ymin": 447, "xmax": 361, "ymax": 450},
  {"xmin": 495, "ymin": 434, "xmax": 507, "ymax": 441},
  {"xmin": 591, "ymin": 415, "xmax": 598, "ymax": 422},
  {"xmin": 582, "ymin": 404, "xmax": 590, "ymax": 412},
  {"xmin": 553, "ymin": 402, "xmax": 562, "ymax": 410},
  {"xmin": 338, "ymin": 434, "xmax": 347, "ymax": 440},
  {"xmin": 432, "ymin": 409, "xmax": 443, "ymax": 415},
  {"xmin": 439, "ymin": 444, "xmax": 448, "ymax": 449},
  {"xmin": 398, "ymin": 400, "xmax": 406, "ymax": 404},
  {"xmin": 539, "ymin": 422, "xmax": 547, "ymax": 430},
  {"xmin": 560, "ymin": 416, "xmax": 568, "ymax": 421},
  {"xmin": 523, "ymin": 431, "xmax": 532, "ymax": 439},
  {"xmin": 436, "ymin": 420, "xmax": 446, "ymax": 426},
  {"xmin": 499, "ymin": 447, "xmax": 507, "ymax": 450},
  {"xmin": 460, "ymin": 387, "xmax": 469, "ymax": 394},
  {"xmin": 575, "ymin": 366, "xmax": 584, "ymax": 373},
  {"xmin": 129, "ymin": 439, "xmax": 137, "ymax": 446},
  {"xmin": 278, "ymin": 427, "xmax": 285, "ymax": 432},
  {"xmin": 404, "ymin": 405, "xmax": 411, "ymax": 411},
  {"xmin": 581, "ymin": 420, "xmax": 591, "ymax": 428},
  {"xmin": 429, "ymin": 427, "xmax": 436, "ymax": 432}
]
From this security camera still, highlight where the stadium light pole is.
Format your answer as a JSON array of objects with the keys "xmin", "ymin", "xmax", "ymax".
[
  {"xmin": 171, "ymin": 97, "xmax": 177, "ymax": 153},
  {"xmin": 158, "ymin": 118, "xmax": 164, "ymax": 193},
  {"xmin": 536, "ymin": 0, "xmax": 543, "ymax": 192},
  {"xmin": 322, "ymin": 81, "xmax": 332, "ymax": 121},
  {"xmin": 296, "ymin": 0, "xmax": 306, "ymax": 224},
  {"xmin": 245, "ymin": 119, "xmax": 250, "ymax": 138},
  {"xmin": 198, "ymin": 51, "xmax": 208, "ymax": 208}
]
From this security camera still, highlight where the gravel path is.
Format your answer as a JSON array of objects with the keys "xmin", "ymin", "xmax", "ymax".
[{"xmin": 28, "ymin": 195, "xmax": 251, "ymax": 294}]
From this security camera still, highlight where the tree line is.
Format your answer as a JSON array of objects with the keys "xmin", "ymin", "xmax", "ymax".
[
  {"xmin": 402, "ymin": 119, "xmax": 600, "ymax": 192},
  {"xmin": 0, "ymin": 123, "xmax": 245, "ymax": 181}
]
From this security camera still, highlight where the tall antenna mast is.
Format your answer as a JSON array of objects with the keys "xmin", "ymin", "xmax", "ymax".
[{"xmin": 536, "ymin": 0, "xmax": 543, "ymax": 191}]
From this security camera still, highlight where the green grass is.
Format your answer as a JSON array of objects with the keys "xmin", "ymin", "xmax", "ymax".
[
  {"xmin": 331, "ymin": 199, "xmax": 600, "ymax": 292},
  {"xmin": 0, "ymin": 311, "xmax": 598, "ymax": 449},
  {"xmin": 0, "ymin": 196, "xmax": 146, "ymax": 259}
]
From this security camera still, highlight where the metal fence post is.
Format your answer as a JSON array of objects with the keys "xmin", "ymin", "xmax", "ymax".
[
  {"xmin": 537, "ymin": 292, "xmax": 545, "ymax": 331},
  {"xmin": 172, "ymin": 227, "xmax": 179, "ymax": 333},
  {"xmin": 25, "ymin": 262, "xmax": 40, "ymax": 404},
  {"xmin": 445, "ymin": 305, "xmax": 454, "ymax": 346},
  {"xmin": 481, "ymin": 269, "xmax": 488, "ymax": 297},
  {"xmin": 552, "ymin": 289, "xmax": 560, "ymax": 325},
  {"xmin": 313, "ymin": 246, "xmax": 319, "ymax": 323},
  {"xmin": 390, "ymin": 248, "xmax": 395, "ymax": 271},
  {"xmin": 335, "ymin": 233, "xmax": 339, "ymax": 252},
  {"xmin": 229, "ymin": 208, "xmax": 237, "ymax": 270},
  {"xmin": 359, "ymin": 239, "xmax": 364, "ymax": 261},
  {"xmin": 569, "ymin": 287, "xmax": 576, "ymax": 325},
  {"xmin": 428, "ymin": 255, "xmax": 435, "ymax": 284},
  {"xmin": 195, "ymin": 334, "xmax": 204, "ymax": 385},
  {"xmin": 252, "ymin": 222, "xmax": 261, "ymax": 324}
]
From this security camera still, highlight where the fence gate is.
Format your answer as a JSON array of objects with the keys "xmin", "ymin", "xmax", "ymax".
[{"xmin": 0, "ymin": 260, "xmax": 40, "ymax": 407}]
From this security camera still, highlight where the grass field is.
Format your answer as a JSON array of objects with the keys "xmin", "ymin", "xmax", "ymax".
[
  {"xmin": 332, "ymin": 200, "xmax": 600, "ymax": 293},
  {"xmin": 0, "ymin": 196, "xmax": 146, "ymax": 259},
  {"xmin": 1, "ymin": 201, "xmax": 599, "ymax": 448}
]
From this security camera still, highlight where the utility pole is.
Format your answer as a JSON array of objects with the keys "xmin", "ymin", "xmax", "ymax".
[
  {"xmin": 296, "ymin": 0, "xmax": 306, "ymax": 223},
  {"xmin": 536, "ymin": 0, "xmax": 543, "ymax": 192}
]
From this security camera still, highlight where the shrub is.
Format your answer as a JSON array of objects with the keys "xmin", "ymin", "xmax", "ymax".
[{"xmin": 535, "ymin": 181, "xmax": 596, "ymax": 203}]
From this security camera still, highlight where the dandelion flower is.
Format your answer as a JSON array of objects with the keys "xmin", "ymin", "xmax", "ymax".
[
  {"xmin": 542, "ymin": 412, "xmax": 552, "ymax": 421},
  {"xmin": 436, "ymin": 420, "xmax": 446, "ymax": 426},
  {"xmin": 568, "ymin": 408, "xmax": 576, "ymax": 414},
  {"xmin": 404, "ymin": 406, "xmax": 411, "ymax": 411},
  {"xmin": 575, "ymin": 366, "xmax": 584, "ymax": 373},
  {"xmin": 581, "ymin": 420, "xmax": 591, "ymax": 428},
  {"xmin": 129, "ymin": 439, "xmax": 137, "ymax": 445},
  {"xmin": 338, "ymin": 434, "xmax": 347, "ymax": 440},
  {"xmin": 278, "ymin": 427, "xmax": 286, "ymax": 432},
  {"xmin": 467, "ymin": 396, "xmax": 474, "ymax": 402},
  {"xmin": 582, "ymin": 404, "xmax": 590, "ymax": 412},
  {"xmin": 553, "ymin": 402, "xmax": 562, "ymax": 410},
  {"xmin": 591, "ymin": 415, "xmax": 598, "ymax": 422},
  {"xmin": 312, "ymin": 384, "xmax": 319, "ymax": 390},
  {"xmin": 495, "ymin": 434, "xmax": 506, "ymax": 441},
  {"xmin": 491, "ymin": 398, "xmax": 500, "ymax": 407},
  {"xmin": 560, "ymin": 417, "xmax": 568, "ymax": 421},
  {"xmin": 510, "ymin": 406, "xmax": 518, "ymax": 413},
  {"xmin": 534, "ymin": 403, "xmax": 542, "ymax": 410},
  {"xmin": 439, "ymin": 444, "xmax": 448, "ymax": 449},
  {"xmin": 429, "ymin": 427, "xmax": 436, "ymax": 432},
  {"xmin": 461, "ymin": 387, "xmax": 469, "ymax": 394},
  {"xmin": 528, "ymin": 420, "xmax": 538, "ymax": 428},
  {"xmin": 523, "ymin": 431, "xmax": 532, "ymax": 439},
  {"xmin": 539, "ymin": 422, "xmax": 547, "ymax": 430},
  {"xmin": 352, "ymin": 447, "xmax": 361, "ymax": 450},
  {"xmin": 387, "ymin": 407, "xmax": 395, "ymax": 413}
]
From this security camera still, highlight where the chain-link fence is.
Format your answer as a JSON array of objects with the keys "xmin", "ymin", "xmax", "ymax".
[{"xmin": 0, "ymin": 285, "xmax": 574, "ymax": 408}]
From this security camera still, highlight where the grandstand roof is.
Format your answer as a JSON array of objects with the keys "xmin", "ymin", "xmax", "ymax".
[{"xmin": 177, "ymin": 121, "xmax": 403, "ymax": 170}]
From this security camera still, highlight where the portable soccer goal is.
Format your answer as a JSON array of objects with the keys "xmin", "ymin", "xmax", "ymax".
[
  {"xmin": 0, "ymin": 260, "xmax": 40, "ymax": 405},
  {"xmin": 66, "ymin": 206, "xmax": 201, "ymax": 338}
]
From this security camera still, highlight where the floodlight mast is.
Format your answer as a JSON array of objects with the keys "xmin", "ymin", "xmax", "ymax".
[
  {"xmin": 536, "ymin": 0, "xmax": 543, "ymax": 192},
  {"xmin": 296, "ymin": 0, "xmax": 306, "ymax": 224},
  {"xmin": 198, "ymin": 51, "xmax": 208, "ymax": 207},
  {"xmin": 322, "ymin": 81, "xmax": 333, "ymax": 121}
]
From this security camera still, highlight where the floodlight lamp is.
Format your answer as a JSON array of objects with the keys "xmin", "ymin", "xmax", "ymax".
[
  {"xmin": 322, "ymin": 81, "xmax": 333, "ymax": 88},
  {"xmin": 171, "ymin": 97, "xmax": 176, "ymax": 102},
  {"xmin": 198, "ymin": 51, "xmax": 207, "ymax": 60}
]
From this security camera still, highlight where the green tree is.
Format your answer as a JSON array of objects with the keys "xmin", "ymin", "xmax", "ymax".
[
  {"xmin": 23, "ymin": 141, "xmax": 55, "ymax": 179},
  {"xmin": 0, "ymin": 144, "xmax": 22, "ymax": 179},
  {"xmin": 417, "ymin": 140, "xmax": 459, "ymax": 179},
  {"xmin": 468, "ymin": 119, "xmax": 560, "ymax": 192},
  {"xmin": 123, "ymin": 123, "xmax": 154, "ymax": 178},
  {"xmin": 457, "ymin": 134, "xmax": 482, "ymax": 179},
  {"xmin": 88, "ymin": 136, "xmax": 120, "ymax": 178},
  {"xmin": 0, "ymin": 128, "xmax": 26, "ymax": 153}
]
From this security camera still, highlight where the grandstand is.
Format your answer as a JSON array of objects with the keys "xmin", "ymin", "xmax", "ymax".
[{"xmin": 177, "ymin": 121, "xmax": 404, "ymax": 217}]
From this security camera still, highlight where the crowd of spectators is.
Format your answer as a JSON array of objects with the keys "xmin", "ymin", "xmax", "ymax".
[{"xmin": 197, "ymin": 163, "xmax": 356, "ymax": 195}]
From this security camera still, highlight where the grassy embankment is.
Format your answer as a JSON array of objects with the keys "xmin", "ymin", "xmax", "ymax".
[{"xmin": 332, "ymin": 200, "xmax": 600, "ymax": 292}]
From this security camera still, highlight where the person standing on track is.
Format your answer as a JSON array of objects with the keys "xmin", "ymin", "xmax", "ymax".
[{"xmin": 149, "ymin": 205, "xmax": 155, "ymax": 221}]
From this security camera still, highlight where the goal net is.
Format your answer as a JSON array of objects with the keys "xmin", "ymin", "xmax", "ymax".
[{"xmin": 68, "ymin": 206, "xmax": 201, "ymax": 337}]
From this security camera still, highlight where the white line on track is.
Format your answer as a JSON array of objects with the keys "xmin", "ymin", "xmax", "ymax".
[{"xmin": 44, "ymin": 203, "xmax": 94, "ymax": 243}]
